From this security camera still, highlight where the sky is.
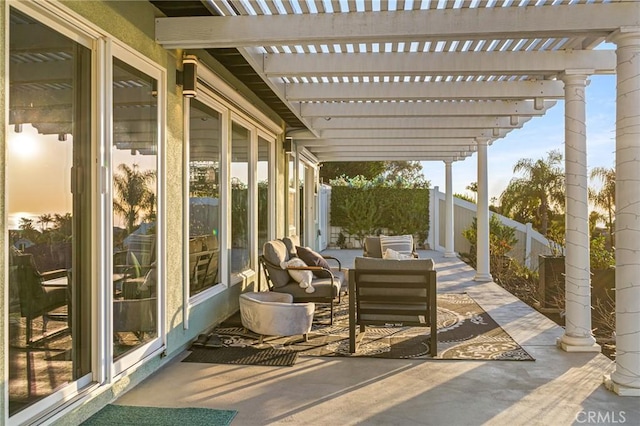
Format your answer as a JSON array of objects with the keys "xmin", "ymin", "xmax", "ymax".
[{"xmin": 420, "ymin": 73, "xmax": 617, "ymax": 202}]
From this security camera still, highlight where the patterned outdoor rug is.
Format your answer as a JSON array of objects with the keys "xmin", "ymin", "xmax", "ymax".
[{"xmin": 199, "ymin": 293, "xmax": 534, "ymax": 361}]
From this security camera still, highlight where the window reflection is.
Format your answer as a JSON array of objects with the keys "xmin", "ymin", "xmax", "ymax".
[
  {"xmin": 231, "ymin": 122, "xmax": 250, "ymax": 274},
  {"xmin": 112, "ymin": 58, "xmax": 158, "ymax": 360},
  {"xmin": 188, "ymin": 100, "xmax": 221, "ymax": 295},
  {"xmin": 7, "ymin": 7, "xmax": 92, "ymax": 416},
  {"xmin": 288, "ymin": 155, "xmax": 296, "ymax": 235},
  {"xmin": 257, "ymin": 137, "xmax": 271, "ymax": 249}
]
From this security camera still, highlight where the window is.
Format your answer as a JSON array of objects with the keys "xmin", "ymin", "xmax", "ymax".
[
  {"xmin": 288, "ymin": 154, "xmax": 296, "ymax": 236},
  {"xmin": 257, "ymin": 136, "xmax": 272, "ymax": 249},
  {"xmin": 188, "ymin": 100, "xmax": 221, "ymax": 295},
  {"xmin": 7, "ymin": 6, "xmax": 92, "ymax": 416},
  {"xmin": 230, "ymin": 122, "xmax": 251, "ymax": 274},
  {"xmin": 111, "ymin": 58, "xmax": 159, "ymax": 361}
]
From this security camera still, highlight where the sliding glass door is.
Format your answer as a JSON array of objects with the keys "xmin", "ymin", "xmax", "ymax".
[
  {"xmin": 111, "ymin": 53, "xmax": 162, "ymax": 368},
  {"xmin": 7, "ymin": 6, "xmax": 93, "ymax": 417}
]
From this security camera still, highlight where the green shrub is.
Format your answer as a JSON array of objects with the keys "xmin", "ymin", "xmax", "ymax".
[
  {"xmin": 461, "ymin": 215, "xmax": 518, "ymax": 284},
  {"xmin": 590, "ymin": 236, "xmax": 615, "ymax": 270},
  {"xmin": 330, "ymin": 178, "xmax": 429, "ymax": 244}
]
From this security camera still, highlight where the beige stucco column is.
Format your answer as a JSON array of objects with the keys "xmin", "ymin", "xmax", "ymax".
[
  {"xmin": 475, "ymin": 138, "xmax": 492, "ymax": 282},
  {"xmin": 605, "ymin": 28, "xmax": 640, "ymax": 396},
  {"xmin": 444, "ymin": 160, "xmax": 456, "ymax": 258},
  {"xmin": 558, "ymin": 72, "xmax": 599, "ymax": 353}
]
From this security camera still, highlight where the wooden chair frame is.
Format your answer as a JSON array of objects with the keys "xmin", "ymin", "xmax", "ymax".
[{"xmin": 349, "ymin": 267, "xmax": 437, "ymax": 356}]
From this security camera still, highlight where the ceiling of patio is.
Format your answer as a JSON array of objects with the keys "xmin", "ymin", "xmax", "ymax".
[{"xmin": 153, "ymin": 0, "xmax": 634, "ymax": 163}]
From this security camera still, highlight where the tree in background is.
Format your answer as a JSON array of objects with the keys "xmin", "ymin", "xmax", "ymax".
[
  {"xmin": 319, "ymin": 161, "xmax": 386, "ymax": 182},
  {"xmin": 499, "ymin": 150, "xmax": 565, "ymax": 237},
  {"xmin": 589, "ymin": 166, "xmax": 615, "ymax": 248},
  {"xmin": 320, "ymin": 160, "xmax": 428, "ymax": 187},
  {"xmin": 37, "ymin": 213, "xmax": 53, "ymax": 233},
  {"xmin": 51, "ymin": 213, "xmax": 72, "ymax": 242},
  {"xmin": 113, "ymin": 163, "xmax": 156, "ymax": 235},
  {"xmin": 382, "ymin": 161, "xmax": 429, "ymax": 187},
  {"xmin": 465, "ymin": 181, "xmax": 478, "ymax": 202},
  {"xmin": 18, "ymin": 218, "xmax": 40, "ymax": 243}
]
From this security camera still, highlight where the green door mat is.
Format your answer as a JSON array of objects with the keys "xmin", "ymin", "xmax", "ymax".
[{"xmin": 82, "ymin": 404, "xmax": 237, "ymax": 425}]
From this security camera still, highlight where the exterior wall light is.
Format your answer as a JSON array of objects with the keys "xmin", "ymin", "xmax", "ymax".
[{"xmin": 181, "ymin": 55, "xmax": 198, "ymax": 98}]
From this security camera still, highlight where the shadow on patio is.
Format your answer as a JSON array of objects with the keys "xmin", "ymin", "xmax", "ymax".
[{"xmin": 113, "ymin": 250, "xmax": 640, "ymax": 425}]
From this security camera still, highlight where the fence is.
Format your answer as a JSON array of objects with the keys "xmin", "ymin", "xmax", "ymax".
[{"xmin": 427, "ymin": 186, "xmax": 553, "ymax": 271}]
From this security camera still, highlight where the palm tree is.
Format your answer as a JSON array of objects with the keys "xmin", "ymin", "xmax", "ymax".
[
  {"xmin": 51, "ymin": 213, "xmax": 73, "ymax": 241},
  {"xmin": 466, "ymin": 181, "xmax": 478, "ymax": 202},
  {"xmin": 37, "ymin": 213, "xmax": 53, "ymax": 232},
  {"xmin": 18, "ymin": 217, "xmax": 40, "ymax": 243},
  {"xmin": 589, "ymin": 166, "xmax": 615, "ymax": 248},
  {"xmin": 499, "ymin": 150, "xmax": 565, "ymax": 237},
  {"xmin": 113, "ymin": 163, "xmax": 156, "ymax": 234}
]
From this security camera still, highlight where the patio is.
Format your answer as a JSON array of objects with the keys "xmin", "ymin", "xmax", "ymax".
[{"xmin": 112, "ymin": 250, "xmax": 639, "ymax": 425}]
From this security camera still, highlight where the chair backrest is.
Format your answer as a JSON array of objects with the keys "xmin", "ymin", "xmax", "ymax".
[
  {"xmin": 363, "ymin": 236, "xmax": 382, "ymax": 258},
  {"xmin": 191, "ymin": 250, "xmax": 214, "ymax": 286},
  {"xmin": 364, "ymin": 235, "xmax": 417, "ymax": 258},
  {"xmin": 260, "ymin": 240, "xmax": 293, "ymax": 288},
  {"xmin": 281, "ymin": 235, "xmax": 300, "ymax": 258},
  {"xmin": 13, "ymin": 253, "xmax": 67, "ymax": 319},
  {"xmin": 14, "ymin": 253, "xmax": 46, "ymax": 316},
  {"xmin": 350, "ymin": 257, "xmax": 436, "ymax": 326},
  {"xmin": 124, "ymin": 233, "xmax": 156, "ymax": 269}
]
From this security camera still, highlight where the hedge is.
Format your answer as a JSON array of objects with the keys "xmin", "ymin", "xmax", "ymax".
[{"xmin": 330, "ymin": 186, "xmax": 430, "ymax": 242}]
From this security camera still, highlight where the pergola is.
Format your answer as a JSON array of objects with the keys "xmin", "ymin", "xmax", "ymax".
[{"xmin": 154, "ymin": 0, "xmax": 640, "ymax": 396}]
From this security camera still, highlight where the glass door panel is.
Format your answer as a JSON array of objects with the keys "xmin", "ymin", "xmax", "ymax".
[
  {"xmin": 188, "ymin": 100, "xmax": 221, "ymax": 296},
  {"xmin": 257, "ymin": 137, "xmax": 271, "ymax": 249},
  {"xmin": 111, "ymin": 58, "xmax": 158, "ymax": 360},
  {"xmin": 7, "ymin": 7, "xmax": 92, "ymax": 416},
  {"xmin": 230, "ymin": 122, "xmax": 250, "ymax": 274}
]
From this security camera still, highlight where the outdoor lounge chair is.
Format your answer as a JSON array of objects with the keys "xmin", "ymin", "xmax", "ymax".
[
  {"xmin": 348, "ymin": 256, "xmax": 437, "ymax": 356},
  {"xmin": 14, "ymin": 253, "xmax": 68, "ymax": 346},
  {"xmin": 258, "ymin": 237, "xmax": 345, "ymax": 324},
  {"xmin": 363, "ymin": 235, "xmax": 419, "ymax": 259}
]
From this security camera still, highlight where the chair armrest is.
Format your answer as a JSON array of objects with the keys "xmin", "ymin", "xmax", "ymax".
[
  {"xmin": 287, "ymin": 266, "xmax": 336, "ymax": 279},
  {"xmin": 287, "ymin": 265, "xmax": 324, "ymax": 271},
  {"xmin": 41, "ymin": 269, "xmax": 68, "ymax": 280},
  {"xmin": 320, "ymin": 255, "xmax": 342, "ymax": 271}
]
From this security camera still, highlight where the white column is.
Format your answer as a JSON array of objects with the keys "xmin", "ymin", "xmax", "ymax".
[
  {"xmin": 444, "ymin": 161, "xmax": 456, "ymax": 258},
  {"xmin": 430, "ymin": 186, "xmax": 440, "ymax": 251},
  {"xmin": 605, "ymin": 28, "xmax": 640, "ymax": 396},
  {"xmin": 558, "ymin": 72, "xmax": 599, "ymax": 353},
  {"xmin": 475, "ymin": 138, "xmax": 492, "ymax": 282}
]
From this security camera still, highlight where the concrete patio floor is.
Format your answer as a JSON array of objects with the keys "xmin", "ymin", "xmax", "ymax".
[{"xmin": 114, "ymin": 250, "xmax": 640, "ymax": 425}]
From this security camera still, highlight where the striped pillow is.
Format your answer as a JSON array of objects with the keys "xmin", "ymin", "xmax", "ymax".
[{"xmin": 379, "ymin": 235, "xmax": 414, "ymax": 257}]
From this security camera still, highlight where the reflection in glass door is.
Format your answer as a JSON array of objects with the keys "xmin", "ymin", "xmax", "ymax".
[
  {"xmin": 111, "ymin": 58, "xmax": 158, "ymax": 360},
  {"xmin": 230, "ymin": 122, "xmax": 250, "ymax": 274},
  {"xmin": 257, "ymin": 136, "xmax": 271, "ymax": 249},
  {"xmin": 7, "ymin": 7, "xmax": 92, "ymax": 416},
  {"xmin": 188, "ymin": 100, "xmax": 221, "ymax": 296}
]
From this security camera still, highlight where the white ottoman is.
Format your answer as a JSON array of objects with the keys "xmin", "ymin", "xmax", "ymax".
[{"xmin": 239, "ymin": 292, "xmax": 315, "ymax": 343}]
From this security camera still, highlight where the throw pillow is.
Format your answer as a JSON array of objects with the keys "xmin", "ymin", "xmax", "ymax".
[
  {"xmin": 382, "ymin": 248, "xmax": 412, "ymax": 260},
  {"xmin": 296, "ymin": 246, "xmax": 332, "ymax": 278},
  {"xmin": 280, "ymin": 257, "xmax": 315, "ymax": 293},
  {"xmin": 379, "ymin": 235, "xmax": 414, "ymax": 257},
  {"xmin": 281, "ymin": 235, "xmax": 301, "ymax": 258}
]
